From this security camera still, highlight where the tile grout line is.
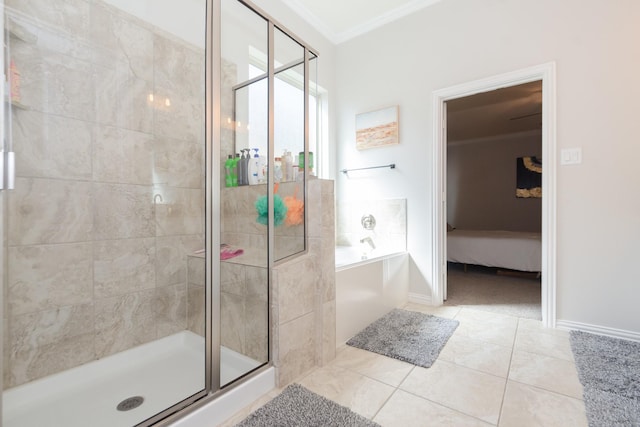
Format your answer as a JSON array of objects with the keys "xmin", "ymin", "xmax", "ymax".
[{"xmin": 495, "ymin": 316, "xmax": 520, "ymax": 426}]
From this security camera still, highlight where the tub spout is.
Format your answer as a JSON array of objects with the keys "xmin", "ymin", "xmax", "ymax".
[{"xmin": 360, "ymin": 236, "xmax": 376, "ymax": 250}]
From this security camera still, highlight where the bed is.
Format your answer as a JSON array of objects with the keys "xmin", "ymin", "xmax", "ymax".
[{"xmin": 447, "ymin": 229, "xmax": 542, "ymax": 272}]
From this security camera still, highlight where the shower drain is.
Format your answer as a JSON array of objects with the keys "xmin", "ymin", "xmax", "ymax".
[{"xmin": 117, "ymin": 396, "xmax": 144, "ymax": 411}]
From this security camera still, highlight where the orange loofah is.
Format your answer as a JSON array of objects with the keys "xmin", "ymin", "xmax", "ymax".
[{"xmin": 284, "ymin": 195, "xmax": 304, "ymax": 225}]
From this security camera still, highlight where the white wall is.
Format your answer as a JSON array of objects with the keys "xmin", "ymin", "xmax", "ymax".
[
  {"xmin": 334, "ymin": 0, "xmax": 640, "ymax": 334},
  {"xmin": 447, "ymin": 131, "xmax": 542, "ymax": 232}
]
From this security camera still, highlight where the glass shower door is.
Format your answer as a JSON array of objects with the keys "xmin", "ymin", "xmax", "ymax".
[{"xmin": 2, "ymin": 1, "xmax": 208, "ymax": 426}]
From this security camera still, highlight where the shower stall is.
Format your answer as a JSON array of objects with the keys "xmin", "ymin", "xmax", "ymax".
[{"xmin": 0, "ymin": 0, "xmax": 318, "ymax": 425}]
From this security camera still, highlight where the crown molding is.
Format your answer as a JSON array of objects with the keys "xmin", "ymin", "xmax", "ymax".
[{"xmin": 283, "ymin": 0, "xmax": 442, "ymax": 45}]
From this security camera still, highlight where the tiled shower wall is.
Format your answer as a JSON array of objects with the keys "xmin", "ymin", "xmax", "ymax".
[
  {"xmin": 336, "ymin": 198, "xmax": 407, "ymax": 253},
  {"xmin": 4, "ymin": 1, "xmax": 204, "ymax": 388}
]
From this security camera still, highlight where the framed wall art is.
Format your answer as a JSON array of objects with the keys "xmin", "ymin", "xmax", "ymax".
[{"xmin": 355, "ymin": 105, "xmax": 399, "ymax": 150}]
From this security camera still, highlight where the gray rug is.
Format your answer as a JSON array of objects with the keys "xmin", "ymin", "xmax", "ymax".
[
  {"xmin": 346, "ymin": 309, "xmax": 459, "ymax": 368},
  {"xmin": 235, "ymin": 384, "xmax": 379, "ymax": 427},
  {"xmin": 570, "ymin": 330, "xmax": 640, "ymax": 426}
]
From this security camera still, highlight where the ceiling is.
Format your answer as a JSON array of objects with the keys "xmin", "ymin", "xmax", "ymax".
[
  {"xmin": 280, "ymin": 0, "xmax": 542, "ymax": 142},
  {"xmin": 447, "ymin": 81, "xmax": 543, "ymax": 143},
  {"xmin": 281, "ymin": 0, "xmax": 442, "ymax": 44}
]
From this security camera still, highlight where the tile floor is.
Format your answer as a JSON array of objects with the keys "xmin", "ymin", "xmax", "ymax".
[{"xmin": 221, "ymin": 303, "xmax": 588, "ymax": 426}]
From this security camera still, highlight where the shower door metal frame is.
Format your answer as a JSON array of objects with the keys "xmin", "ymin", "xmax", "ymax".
[{"xmin": 155, "ymin": 0, "xmax": 320, "ymax": 423}]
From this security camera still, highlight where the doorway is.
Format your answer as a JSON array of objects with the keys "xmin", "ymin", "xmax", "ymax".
[{"xmin": 431, "ymin": 63, "xmax": 557, "ymax": 327}]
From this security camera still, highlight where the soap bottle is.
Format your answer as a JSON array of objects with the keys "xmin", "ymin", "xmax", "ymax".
[
  {"xmin": 283, "ymin": 150, "xmax": 293, "ymax": 182},
  {"xmin": 257, "ymin": 150, "xmax": 267, "ymax": 184},
  {"xmin": 238, "ymin": 150, "xmax": 247, "ymax": 186},
  {"xmin": 248, "ymin": 148, "xmax": 260, "ymax": 185},
  {"xmin": 274, "ymin": 157, "xmax": 282, "ymax": 183},
  {"xmin": 224, "ymin": 155, "xmax": 234, "ymax": 187}
]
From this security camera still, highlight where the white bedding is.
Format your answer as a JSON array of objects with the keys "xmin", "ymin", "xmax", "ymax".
[{"xmin": 447, "ymin": 229, "xmax": 541, "ymax": 272}]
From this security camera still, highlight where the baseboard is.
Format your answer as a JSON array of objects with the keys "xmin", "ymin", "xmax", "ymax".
[
  {"xmin": 556, "ymin": 320, "xmax": 640, "ymax": 342},
  {"xmin": 408, "ymin": 292, "xmax": 432, "ymax": 306}
]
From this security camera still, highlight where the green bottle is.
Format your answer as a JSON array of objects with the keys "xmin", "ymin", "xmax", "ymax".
[
  {"xmin": 225, "ymin": 155, "xmax": 234, "ymax": 187},
  {"xmin": 231, "ymin": 154, "xmax": 239, "ymax": 187}
]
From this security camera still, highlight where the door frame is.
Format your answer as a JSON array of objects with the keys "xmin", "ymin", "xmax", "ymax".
[{"xmin": 431, "ymin": 62, "xmax": 557, "ymax": 327}]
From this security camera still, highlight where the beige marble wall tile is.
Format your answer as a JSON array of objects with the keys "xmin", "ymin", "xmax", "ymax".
[
  {"xmin": 3, "ymin": 320, "xmax": 10, "ymax": 388},
  {"xmin": 154, "ymin": 187, "xmax": 204, "ymax": 236},
  {"xmin": 187, "ymin": 284, "xmax": 205, "ymax": 337},
  {"xmin": 275, "ymin": 257, "xmax": 316, "ymax": 324},
  {"xmin": 93, "ymin": 182, "xmax": 154, "ymax": 240},
  {"xmin": 153, "ymin": 35, "xmax": 204, "ymax": 142},
  {"xmin": 15, "ymin": 45, "xmax": 95, "ymax": 121},
  {"xmin": 94, "ymin": 289, "xmax": 156, "ymax": 358},
  {"xmin": 13, "ymin": 110, "xmax": 93, "ymax": 180},
  {"xmin": 9, "ymin": 305, "xmax": 94, "ymax": 386},
  {"xmin": 154, "ymin": 137, "xmax": 204, "ymax": 189},
  {"xmin": 156, "ymin": 235, "xmax": 202, "ymax": 287},
  {"xmin": 320, "ymin": 237, "xmax": 336, "ymax": 303},
  {"xmin": 8, "ymin": 243, "xmax": 93, "ymax": 316},
  {"xmin": 8, "ymin": 178, "xmax": 93, "ymax": 246},
  {"xmin": 93, "ymin": 126, "xmax": 154, "ymax": 185},
  {"xmin": 277, "ymin": 312, "xmax": 315, "ymax": 386},
  {"xmin": 10, "ymin": 304, "xmax": 93, "ymax": 352},
  {"xmin": 89, "ymin": 2, "xmax": 154, "ymax": 81},
  {"xmin": 94, "ymin": 65, "xmax": 153, "ymax": 133},
  {"xmin": 93, "ymin": 237, "xmax": 156, "ymax": 299},
  {"xmin": 187, "ymin": 255, "xmax": 205, "ymax": 286},
  {"xmin": 307, "ymin": 180, "xmax": 322, "ymax": 238},
  {"xmin": 8, "ymin": 332, "xmax": 95, "ymax": 388},
  {"xmin": 221, "ymin": 262, "xmax": 246, "ymax": 296},
  {"xmin": 245, "ymin": 296, "xmax": 268, "ymax": 363},
  {"xmin": 322, "ymin": 301, "xmax": 336, "ymax": 365},
  {"xmin": 7, "ymin": 0, "xmax": 90, "ymax": 40},
  {"xmin": 155, "ymin": 284, "xmax": 187, "ymax": 339},
  {"xmin": 245, "ymin": 266, "xmax": 268, "ymax": 302},
  {"xmin": 221, "ymin": 291, "xmax": 245, "ymax": 354}
]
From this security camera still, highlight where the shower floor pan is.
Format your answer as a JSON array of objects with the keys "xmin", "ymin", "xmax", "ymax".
[{"xmin": 3, "ymin": 331, "xmax": 261, "ymax": 427}]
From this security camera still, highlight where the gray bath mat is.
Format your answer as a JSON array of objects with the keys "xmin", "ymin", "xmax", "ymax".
[
  {"xmin": 570, "ymin": 330, "xmax": 640, "ymax": 426},
  {"xmin": 235, "ymin": 384, "xmax": 379, "ymax": 427},
  {"xmin": 346, "ymin": 309, "xmax": 459, "ymax": 368}
]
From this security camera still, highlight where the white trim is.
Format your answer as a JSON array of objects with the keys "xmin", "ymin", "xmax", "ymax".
[
  {"xmin": 408, "ymin": 292, "xmax": 432, "ymax": 306},
  {"xmin": 282, "ymin": 0, "xmax": 442, "ymax": 45},
  {"xmin": 556, "ymin": 320, "xmax": 640, "ymax": 343},
  {"xmin": 431, "ymin": 62, "xmax": 557, "ymax": 327}
]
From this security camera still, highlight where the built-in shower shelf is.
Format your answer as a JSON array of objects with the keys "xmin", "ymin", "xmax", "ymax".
[
  {"xmin": 8, "ymin": 19, "xmax": 38, "ymax": 44},
  {"xmin": 9, "ymin": 99, "xmax": 30, "ymax": 110}
]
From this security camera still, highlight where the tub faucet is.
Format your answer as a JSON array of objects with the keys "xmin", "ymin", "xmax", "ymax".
[{"xmin": 360, "ymin": 236, "xmax": 376, "ymax": 250}]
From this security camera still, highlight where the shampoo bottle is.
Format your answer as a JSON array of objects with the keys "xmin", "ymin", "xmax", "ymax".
[
  {"xmin": 238, "ymin": 150, "xmax": 247, "ymax": 186},
  {"xmin": 248, "ymin": 149, "xmax": 260, "ymax": 185},
  {"xmin": 283, "ymin": 150, "xmax": 293, "ymax": 182}
]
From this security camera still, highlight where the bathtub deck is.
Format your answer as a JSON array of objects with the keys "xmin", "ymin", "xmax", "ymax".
[{"xmin": 3, "ymin": 331, "xmax": 260, "ymax": 427}]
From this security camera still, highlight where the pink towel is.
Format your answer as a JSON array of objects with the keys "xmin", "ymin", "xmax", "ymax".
[{"xmin": 220, "ymin": 244, "xmax": 244, "ymax": 260}]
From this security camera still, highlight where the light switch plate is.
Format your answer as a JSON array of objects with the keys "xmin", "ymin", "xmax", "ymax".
[{"xmin": 560, "ymin": 148, "xmax": 582, "ymax": 165}]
